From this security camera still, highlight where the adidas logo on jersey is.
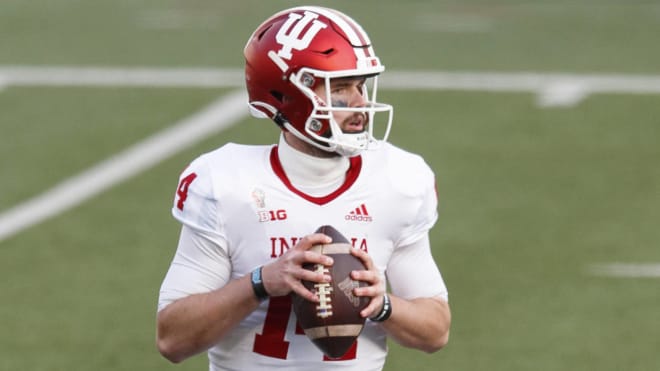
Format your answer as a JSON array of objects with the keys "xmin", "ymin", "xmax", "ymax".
[{"xmin": 345, "ymin": 203, "xmax": 372, "ymax": 222}]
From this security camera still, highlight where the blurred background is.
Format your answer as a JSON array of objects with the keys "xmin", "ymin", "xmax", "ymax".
[{"xmin": 1, "ymin": 1, "xmax": 659, "ymax": 370}]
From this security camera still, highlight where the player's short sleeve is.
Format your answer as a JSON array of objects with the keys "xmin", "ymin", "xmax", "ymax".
[
  {"xmin": 171, "ymin": 156, "xmax": 227, "ymax": 251},
  {"xmin": 158, "ymin": 225, "xmax": 232, "ymax": 311},
  {"xmin": 382, "ymin": 145, "xmax": 445, "ymax": 300},
  {"xmin": 160, "ymin": 154, "xmax": 233, "ymax": 311}
]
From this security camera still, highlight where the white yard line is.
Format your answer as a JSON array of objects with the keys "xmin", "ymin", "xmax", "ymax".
[
  {"xmin": 379, "ymin": 70, "xmax": 660, "ymax": 107},
  {"xmin": 0, "ymin": 66, "xmax": 244, "ymax": 88},
  {"xmin": 0, "ymin": 90, "xmax": 247, "ymax": 242},
  {"xmin": 587, "ymin": 263, "xmax": 660, "ymax": 278},
  {"xmin": 379, "ymin": 70, "xmax": 660, "ymax": 93},
  {"xmin": 3, "ymin": 66, "xmax": 660, "ymax": 107}
]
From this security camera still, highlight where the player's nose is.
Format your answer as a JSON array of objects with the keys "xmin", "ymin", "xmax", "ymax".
[{"xmin": 350, "ymin": 88, "xmax": 367, "ymax": 108}]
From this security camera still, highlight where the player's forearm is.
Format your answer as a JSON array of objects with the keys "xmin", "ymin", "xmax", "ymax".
[
  {"xmin": 156, "ymin": 275, "xmax": 260, "ymax": 363},
  {"xmin": 380, "ymin": 296, "xmax": 451, "ymax": 353}
]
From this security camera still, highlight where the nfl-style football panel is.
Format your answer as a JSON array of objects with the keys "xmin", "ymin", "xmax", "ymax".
[{"xmin": 292, "ymin": 225, "xmax": 369, "ymax": 359}]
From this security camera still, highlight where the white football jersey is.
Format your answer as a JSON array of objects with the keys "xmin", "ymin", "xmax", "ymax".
[{"xmin": 159, "ymin": 141, "xmax": 447, "ymax": 371}]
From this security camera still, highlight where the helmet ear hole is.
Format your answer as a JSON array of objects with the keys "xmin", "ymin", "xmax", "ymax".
[{"xmin": 269, "ymin": 90, "xmax": 285, "ymax": 103}]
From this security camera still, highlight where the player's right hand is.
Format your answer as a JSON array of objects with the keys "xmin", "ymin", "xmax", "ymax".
[{"xmin": 261, "ymin": 233, "xmax": 334, "ymax": 302}]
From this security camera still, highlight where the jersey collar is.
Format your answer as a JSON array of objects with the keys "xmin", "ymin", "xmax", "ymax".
[{"xmin": 269, "ymin": 146, "xmax": 362, "ymax": 205}]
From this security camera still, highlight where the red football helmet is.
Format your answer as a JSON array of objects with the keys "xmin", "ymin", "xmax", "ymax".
[{"xmin": 244, "ymin": 6, "xmax": 393, "ymax": 156}]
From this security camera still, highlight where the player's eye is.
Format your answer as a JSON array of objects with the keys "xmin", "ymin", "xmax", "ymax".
[{"xmin": 331, "ymin": 85, "xmax": 347, "ymax": 94}]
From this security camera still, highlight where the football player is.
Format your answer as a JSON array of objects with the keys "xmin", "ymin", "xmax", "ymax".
[{"xmin": 157, "ymin": 6, "xmax": 451, "ymax": 370}]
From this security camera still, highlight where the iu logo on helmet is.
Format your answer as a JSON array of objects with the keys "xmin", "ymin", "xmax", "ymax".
[
  {"xmin": 275, "ymin": 11, "xmax": 327, "ymax": 59},
  {"xmin": 271, "ymin": 10, "xmax": 327, "ymax": 66}
]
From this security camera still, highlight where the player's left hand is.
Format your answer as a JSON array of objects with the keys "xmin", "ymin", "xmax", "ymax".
[{"xmin": 349, "ymin": 248, "xmax": 386, "ymax": 318}]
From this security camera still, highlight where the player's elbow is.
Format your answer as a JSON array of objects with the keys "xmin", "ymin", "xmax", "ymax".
[
  {"xmin": 420, "ymin": 298, "xmax": 451, "ymax": 353},
  {"xmin": 156, "ymin": 314, "xmax": 188, "ymax": 364},
  {"xmin": 396, "ymin": 322, "xmax": 450, "ymax": 354},
  {"xmin": 399, "ymin": 329, "xmax": 449, "ymax": 354},
  {"xmin": 157, "ymin": 335, "xmax": 186, "ymax": 364},
  {"xmin": 425, "ymin": 329, "xmax": 450, "ymax": 353},
  {"xmin": 424, "ymin": 303, "xmax": 451, "ymax": 353}
]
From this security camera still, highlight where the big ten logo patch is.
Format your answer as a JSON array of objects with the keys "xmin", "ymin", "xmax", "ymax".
[{"xmin": 258, "ymin": 209, "xmax": 288, "ymax": 222}]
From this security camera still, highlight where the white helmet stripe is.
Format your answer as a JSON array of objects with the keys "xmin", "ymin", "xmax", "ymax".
[
  {"xmin": 295, "ymin": 6, "xmax": 373, "ymax": 62},
  {"xmin": 296, "ymin": 6, "xmax": 372, "ymax": 44}
]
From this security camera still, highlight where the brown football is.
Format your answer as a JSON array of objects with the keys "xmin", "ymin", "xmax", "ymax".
[{"xmin": 291, "ymin": 225, "xmax": 369, "ymax": 359}]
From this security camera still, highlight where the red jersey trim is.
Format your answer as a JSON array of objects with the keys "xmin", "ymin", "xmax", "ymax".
[{"xmin": 269, "ymin": 146, "xmax": 362, "ymax": 206}]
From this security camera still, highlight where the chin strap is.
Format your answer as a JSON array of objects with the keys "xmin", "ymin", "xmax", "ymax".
[{"xmin": 273, "ymin": 112, "xmax": 288, "ymax": 128}]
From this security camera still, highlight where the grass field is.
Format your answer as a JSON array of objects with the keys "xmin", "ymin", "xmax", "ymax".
[{"xmin": 2, "ymin": 1, "xmax": 660, "ymax": 370}]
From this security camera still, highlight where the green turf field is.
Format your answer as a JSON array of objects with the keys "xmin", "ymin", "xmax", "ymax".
[{"xmin": 2, "ymin": 1, "xmax": 660, "ymax": 370}]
